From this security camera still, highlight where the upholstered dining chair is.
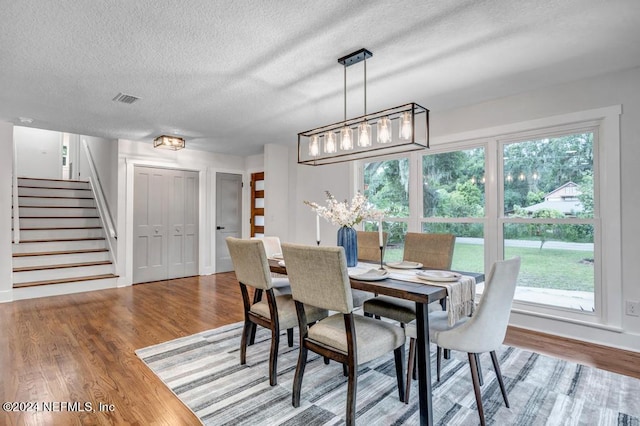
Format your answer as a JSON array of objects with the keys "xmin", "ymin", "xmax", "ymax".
[
  {"xmin": 363, "ymin": 232, "xmax": 456, "ymax": 323},
  {"xmin": 252, "ymin": 236, "xmax": 288, "ymax": 280},
  {"xmin": 281, "ymin": 243, "xmax": 406, "ymax": 426},
  {"xmin": 226, "ymin": 237, "xmax": 327, "ymax": 386},
  {"xmin": 405, "ymin": 257, "xmax": 521, "ymax": 426},
  {"xmin": 356, "ymin": 230, "xmax": 388, "ymax": 262}
]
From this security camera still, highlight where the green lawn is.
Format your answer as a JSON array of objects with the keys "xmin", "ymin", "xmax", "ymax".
[{"xmin": 384, "ymin": 242, "xmax": 594, "ymax": 292}]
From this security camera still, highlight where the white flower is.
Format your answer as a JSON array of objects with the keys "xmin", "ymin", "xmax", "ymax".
[{"xmin": 305, "ymin": 191, "xmax": 386, "ymax": 227}]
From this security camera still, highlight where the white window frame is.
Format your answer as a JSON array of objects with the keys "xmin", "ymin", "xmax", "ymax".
[{"xmin": 355, "ymin": 105, "xmax": 622, "ymax": 331}]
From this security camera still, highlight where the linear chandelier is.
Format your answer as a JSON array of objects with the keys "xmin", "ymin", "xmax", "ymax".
[
  {"xmin": 153, "ymin": 135, "xmax": 185, "ymax": 150},
  {"xmin": 298, "ymin": 48, "xmax": 429, "ymax": 166}
]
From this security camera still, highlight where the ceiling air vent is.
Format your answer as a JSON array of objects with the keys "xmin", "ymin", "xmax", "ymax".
[{"xmin": 112, "ymin": 92, "xmax": 140, "ymax": 104}]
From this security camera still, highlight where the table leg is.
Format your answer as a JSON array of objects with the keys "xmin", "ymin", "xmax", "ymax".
[{"xmin": 415, "ymin": 301, "xmax": 433, "ymax": 426}]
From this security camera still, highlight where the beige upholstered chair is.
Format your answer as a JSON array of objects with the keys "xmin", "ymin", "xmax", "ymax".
[
  {"xmin": 251, "ymin": 236, "xmax": 288, "ymax": 280},
  {"xmin": 405, "ymin": 257, "xmax": 521, "ymax": 426},
  {"xmin": 363, "ymin": 232, "xmax": 456, "ymax": 323},
  {"xmin": 226, "ymin": 237, "xmax": 327, "ymax": 386},
  {"xmin": 281, "ymin": 243, "xmax": 406, "ymax": 426},
  {"xmin": 356, "ymin": 230, "xmax": 388, "ymax": 262}
]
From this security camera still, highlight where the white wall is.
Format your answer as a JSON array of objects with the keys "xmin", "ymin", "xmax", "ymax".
[
  {"xmin": 79, "ymin": 136, "xmax": 119, "ymax": 221},
  {"xmin": 264, "ymin": 144, "xmax": 291, "ymax": 242},
  {"xmin": 14, "ymin": 127, "xmax": 62, "ymax": 179},
  {"xmin": 116, "ymin": 139, "xmax": 246, "ymax": 286},
  {"xmin": 290, "ymin": 66, "xmax": 640, "ymax": 351},
  {"xmin": 0, "ymin": 122, "xmax": 13, "ymax": 302}
]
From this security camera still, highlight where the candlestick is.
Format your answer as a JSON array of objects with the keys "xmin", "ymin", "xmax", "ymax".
[
  {"xmin": 379, "ymin": 246, "xmax": 384, "ymax": 270},
  {"xmin": 316, "ymin": 214, "xmax": 320, "ymax": 243},
  {"xmin": 378, "ymin": 220, "xmax": 383, "ymax": 247}
]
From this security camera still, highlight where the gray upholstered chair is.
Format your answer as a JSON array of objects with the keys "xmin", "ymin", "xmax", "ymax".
[
  {"xmin": 363, "ymin": 232, "xmax": 456, "ymax": 323},
  {"xmin": 281, "ymin": 243, "xmax": 406, "ymax": 426},
  {"xmin": 226, "ymin": 237, "xmax": 327, "ymax": 386},
  {"xmin": 405, "ymin": 257, "xmax": 521, "ymax": 426}
]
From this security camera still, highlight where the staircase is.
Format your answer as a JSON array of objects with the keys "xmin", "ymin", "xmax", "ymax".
[{"xmin": 12, "ymin": 177, "xmax": 118, "ymax": 300}]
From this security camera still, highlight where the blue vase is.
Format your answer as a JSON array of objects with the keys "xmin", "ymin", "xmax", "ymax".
[{"xmin": 337, "ymin": 226, "xmax": 358, "ymax": 267}]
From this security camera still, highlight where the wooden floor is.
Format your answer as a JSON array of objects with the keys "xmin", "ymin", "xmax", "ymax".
[{"xmin": 1, "ymin": 273, "xmax": 639, "ymax": 425}]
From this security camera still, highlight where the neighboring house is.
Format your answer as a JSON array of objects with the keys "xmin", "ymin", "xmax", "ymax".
[{"xmin": 522, "ymin": 182, "xmax": 583, "ymax": 217}]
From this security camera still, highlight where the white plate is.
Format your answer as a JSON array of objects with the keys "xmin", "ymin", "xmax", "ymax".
[
  {"xmin": 277, "ymin": 260, "xmax": 286, "ymax": 267},
  {"xmin": 385, "ymin": 261, "xmax": 423, "ymax": 269},
  {"xmin": 271, "ymin": 253, "xmax": 284, "ymax": 260},
  {"xmin": 349, "ymin": 269, "xmax": 390, "ymax": 281},
  {"xmin": 415, "ymin": 270, "xmax": 461, "ymax": 282}
]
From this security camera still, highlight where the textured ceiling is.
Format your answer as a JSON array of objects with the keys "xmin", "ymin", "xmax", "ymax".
[{"xmin": 1, "ymin": 0, "xmax": 640, "ymax": 156}]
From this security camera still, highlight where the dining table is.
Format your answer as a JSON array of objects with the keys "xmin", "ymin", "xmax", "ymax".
[{"xmin": 268, "ymin": 258, "xmax": 484, "ymax": 426}]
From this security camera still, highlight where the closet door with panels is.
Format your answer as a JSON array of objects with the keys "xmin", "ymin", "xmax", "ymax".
[{"xmin": 134, "ymin": 166, "xmax": 198, "ymax": 284}]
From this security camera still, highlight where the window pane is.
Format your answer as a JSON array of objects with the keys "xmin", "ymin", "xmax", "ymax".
[
  {"xmin": 422, "ymin": 223, "xmax": 484, "ymax": 273},
  {"xmin": 364, "ymin": 158, "xmax": 409, "ymax": 218},
  {"xmin": 504, "ymin": 223, "xmax": 595, "ymax": 311},
  {"xmin": 503, "ymin": 132, "xmax": 594, "ymax": 217},
  {"xmin": 363, "ymin": 220, "xmax": 407, "ymax": 262},
  {"xmin": 422, "ymin": 148, "xmax": 485, "ymax": 218}
]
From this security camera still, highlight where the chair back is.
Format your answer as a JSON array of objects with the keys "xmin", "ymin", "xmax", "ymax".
[
  {"xmin": 403, "ymin": 232, "xmax": 455, "ymax": 269},
  {"xmin": 457, "ymin": 257, "xmax": 521, "ymax": 352},
  {"xmin": 356, "ymin": 231, "xmax": 388, "ymax": 262},
  {"xmin": 226, "ymin": 237, "xmax": 273, "ymax": 290},
  {"xmin": 251, "ymin": 236, "xmax": 282, "ymax": 258},
  {"xmin": 281, "ymin": 243, "xmax": 353, "ymax": 314}
]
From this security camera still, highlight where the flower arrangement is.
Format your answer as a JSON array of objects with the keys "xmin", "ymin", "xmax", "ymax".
[{"xmin": 305, "ymin": 191, "xmax": 386, "ymax": 228}]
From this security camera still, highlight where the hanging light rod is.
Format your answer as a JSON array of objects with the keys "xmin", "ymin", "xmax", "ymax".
[{"xmin": 298, "ymin": 48, "xmax": 429, "ymax": 166}]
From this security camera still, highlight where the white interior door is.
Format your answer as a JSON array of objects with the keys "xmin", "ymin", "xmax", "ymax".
[
  {"xmin": 134, "ymin": 167, "xmax": 166, "ymax": 283},
  {"xmin": 215, "ymin": 172, "xmax": 242, "ymax": 272},
  {"xmin": 134, "ymin": 166, "xmax": 198, "ymax": 283}
]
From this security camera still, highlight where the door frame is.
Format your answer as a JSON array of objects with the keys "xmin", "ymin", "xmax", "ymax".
[{"xmin": 121, "ymin": 157, "xmax": 246, "ymax": 286}]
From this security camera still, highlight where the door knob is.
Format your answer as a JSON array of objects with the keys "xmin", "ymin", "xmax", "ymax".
[{"xmin": 216, "ymin": 226, "xmax": 225, "ymax": 230}]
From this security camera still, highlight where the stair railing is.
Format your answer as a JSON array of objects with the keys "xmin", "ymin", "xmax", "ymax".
[
  {"xmin": 12, "ymin": 132, "xmax": 20, "ymax": 244},
  {"xmin": 81, "ymin": 139, "xmax": 117, "ymax": 267}
]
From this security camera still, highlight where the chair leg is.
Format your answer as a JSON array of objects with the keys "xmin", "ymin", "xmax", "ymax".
[
  {"xmin": 343, "ymin": 363, "xmax": 348, "ymax": 377},
  {"xmin": 394, "ymin": 345, "xmax": 405, "ymax": 403},
  {"xmin": 240, "ymin": 319, "xmax": 253, "ymax": 365},
  {"xmin": 324, "ymin": 356, "xmax": 330, "ymax": 365},
  {"xmin": 292, "ymin": 344, "xmax": 308, "ymax": 408},
  {"xmin": 436, "ymin": 346, "xmax": 442, "ymax": 382},
  {"xmin": 346, "ymin": 360, "xmax": 358, "ymax": 426},
  {"xmin": 468, "ymin": 353, "xmax": 486, "ymax": 426},
  {"xmin": 248, "ymin": 322, "xmax": 258, "ymax": 346},
  {"xmin": 364, "ymin": 312, "xmax": 373, "ymax": 318},
  {"xmin": 475, "ymin": 353, "xmax": 484, "ymax": 386},
  {"xmin": 268, "ymin": 327, "xmax": 280, "ymax": 386},
  {"xmin": 405, "ymin": 338, "xmax": 416, "ymax": 403},
  {"xmin": 490, "ymin": 351, "xmax": 510, "ymax": 408},
  {"xmin": 444, "ymin": 348, "xmax": 451, "ymax": 359},
  {"xmin": 287, "ymin": 328, "xmax": 294, "ymax": 347}
]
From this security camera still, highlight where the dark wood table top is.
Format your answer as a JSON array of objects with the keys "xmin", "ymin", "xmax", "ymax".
[{"xmin": 268, "ymin": 259, "xmax": 484, "ymax": 305}]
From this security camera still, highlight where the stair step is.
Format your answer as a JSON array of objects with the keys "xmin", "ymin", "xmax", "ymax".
[
  {"xmin": 19, "ymin": 217, "xmax": 102, "ymax": 227},
  {"xmin": 13, "ymin": 274, "xmax": 118, "ymax": 289},
  {"xmin": 18, "ymin": 187, "xmax": 93, "ymax": 198},
  {"xmin": 17, "ymin": 227, "xmax": 104, "ymax": 240},
  {"xmin": 13, "ymin": 248, "xmax": 109, "ymax": 257},
  {"xmin": 13, "ymin": 261, "xmax": 114, "ymax": 283},
  {"xmin": 18, "ymin": 207, "xmax": 98, "ymax": 217},
  {"xmin": 11, "ymin": 249, "xmax": 110, "ymax": 268},
  {"xmin": 12, "ymin": 239, "xmax": 107, "ymax": 253},
  {"xmin": 18, "ymin": 196, "xmax": 95, "ymax": 208},
  {"xmin": 14, "ymin": 260, "xmax": 112, "ymax": 273},
  {"xmin": 18, "ymin": 178, "xmax": 90, "ymax": 190}
]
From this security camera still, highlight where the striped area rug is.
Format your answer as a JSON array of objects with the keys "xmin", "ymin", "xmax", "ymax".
[{"xmin": 136, "ymin": 322, "xmax": 640, "ymax": 425}]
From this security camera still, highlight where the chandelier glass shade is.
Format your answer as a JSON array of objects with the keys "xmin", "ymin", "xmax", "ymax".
[{"xmin": 298, "ymin": 48, "xmax": 429, "ymax": 166}]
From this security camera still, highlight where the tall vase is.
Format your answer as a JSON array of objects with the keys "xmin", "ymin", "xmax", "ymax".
[{"xmin": 337, "ymin": 226, "xmax": 358, "ymax": 267}]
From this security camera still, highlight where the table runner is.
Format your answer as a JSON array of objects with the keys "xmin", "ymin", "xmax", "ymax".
[{"xmin": 349, "ymin": 262, "xmax": 476, "ymax": 326}]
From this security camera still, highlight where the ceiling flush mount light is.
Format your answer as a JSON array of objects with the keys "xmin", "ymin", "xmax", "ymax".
[
  {"xmin": 298, "ymin": 48, "xmax": 429, "ymax": 166},
  {"xmin": 153, "ymin": 135, "xmax": 185, "ymax": 150}
]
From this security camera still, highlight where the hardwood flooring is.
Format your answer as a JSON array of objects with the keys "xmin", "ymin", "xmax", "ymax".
[{"xmin": 1, "ymin": 273, "xmax": 638, "ymax": 425}]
